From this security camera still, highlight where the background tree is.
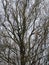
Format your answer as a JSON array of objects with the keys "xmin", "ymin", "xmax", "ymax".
[{"xmin": 0, "ymin": 0, "xmax": 49, "ymax": 65}]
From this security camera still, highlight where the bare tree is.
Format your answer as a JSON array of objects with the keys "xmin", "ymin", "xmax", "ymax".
[{"xmin": 0, "ymin": 0, "xmax": 49, "ymax": 65}]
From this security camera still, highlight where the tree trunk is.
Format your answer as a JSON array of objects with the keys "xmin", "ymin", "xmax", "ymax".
[{"xmin": 20, "ymin": 43, "xmax": 25, "ymax": 65}]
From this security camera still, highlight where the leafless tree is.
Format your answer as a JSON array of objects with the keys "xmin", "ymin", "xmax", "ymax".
[{"xmin": 0, "ymin": 0, "xmax": 49, "ymax": 65}]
